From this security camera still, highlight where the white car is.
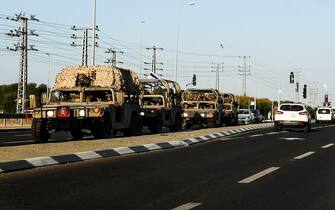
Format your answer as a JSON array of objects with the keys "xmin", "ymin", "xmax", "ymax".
[
  {"xmin": 316, "ymin": 107, "xmax": 334, "ymax": 123},
  {"xmin": 238, "ymin": 109, "xmax": 253, "ymax": 124},
  {"xmin": 274, "ymin": 103, "xmax": 311, "ymax": 132}
]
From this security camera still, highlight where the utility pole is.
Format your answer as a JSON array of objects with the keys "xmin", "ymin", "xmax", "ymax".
[
  {"xmin": 211, "ymin": 62, "xmax": 224, "ymax": 91},
  {"xmin": 238, "ymin": 56, "xmax": 251, "ymax": 96},
  {"xmin": 144, "ymin": 45, "xmax": 163, "ymax": 75},
  {"xmin": 105, "ymin": 48, "xmax": 124, "ymax": 67},
  {"xmin": 92, "ymin": 0, "xmax": 97, "ymax": 66},
  {"xmin": 71, "ymin": 26, "xmax": 98, "ymax": 66},
  {"xmin": 6, "ymin": 13, "xmax": 39, "ymax": 114}
]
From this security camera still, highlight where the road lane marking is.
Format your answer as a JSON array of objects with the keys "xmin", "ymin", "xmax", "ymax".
[
  {"xmin": 265, "ymin": 132, "xmax": 277, "ymax": 135},
  {"xmin": 293, "ymin": 151, "xmax": 315, "ymax": 160},
  {"xmin": 249, "ymin": 134, "xmax": 264, "ymax": 137},
  {"xmin": 280, "ymin": 137, "xmax": 305, "ymax": 141},
  {"xmin": 238, "ymin": 167, "xmax": 280, "ymax": 184},
  {"xmin": 321, "ymin": 143, "xmax": 334, "ymax": 149},
  {"xmin": 14, "ymin": 134, "xmax": 32, "ymax": 137},
  {"xmin": 171, "ymin": 202, "xmax": 202, "ymax": 210}
]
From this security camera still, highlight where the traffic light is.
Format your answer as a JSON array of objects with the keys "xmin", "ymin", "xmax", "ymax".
[
  {"xmin": 192, "ymin": 74, "xmax": 196, "ymax": 86},
  {"xmin": 325, "ymin": 94, "xmax": 329, "ymax": 103},
  {"xmin": 290, "ymin": 72, "xmax": 294, "ymax": 84},
  {"xmin": 303, "ymin": 84, "xmax": 307, "ymax": 99},
  {"xmin": 295, "ymin": 82, "xmax": 299, "ymax": 92}
]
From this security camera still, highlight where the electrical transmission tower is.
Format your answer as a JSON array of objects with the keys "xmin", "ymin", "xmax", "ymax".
[
  {"xmin": 238, "ymin": 56, "xmax": 251, "ymax": 96},
  {"xmin": 105, "ymin": 48, "xmax": 124, "ymax": 67},
  {"xmin": 144, "ymin": 45, "xmax": 163, "ymax": 76},
  {"xmin": 71, "ymin": 26, "xmax": 99, "ymax": 66},
  {"xmin": 211, "ymin": 62, "xmax": 224, "ymax": 91},
  {"xmin": 6, "ymin": 13, "xmax": 39, "ymax": 114}
]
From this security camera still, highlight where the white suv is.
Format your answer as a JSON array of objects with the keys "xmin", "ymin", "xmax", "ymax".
[
  {"xmin": 316, "ymin": 107, "xmax": 334, "ymax": 123},
  {"xmin": 274, "ymin": 103, "xmax": 311, "ymax": 132}
]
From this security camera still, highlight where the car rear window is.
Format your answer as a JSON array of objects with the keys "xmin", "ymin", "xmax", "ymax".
[
  {"xmin": 318, "ymin": 109, "xmax": 331, "ymax": 114},
  {"xmin": 280, "ymin": 105, "xmax": 304, "ymax": 111}
]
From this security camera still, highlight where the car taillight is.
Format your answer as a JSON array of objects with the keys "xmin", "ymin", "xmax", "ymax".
[
  {"xmin": 276, "ymin": 111, "xmax": 284, "ymax": 115},
  {"xmin": 58, "ymin": 107, "xmax": 70, "ymax": 118},
  {"xmin": 299, "ymin": 111, "xmax": 308, "ymax": 115}
]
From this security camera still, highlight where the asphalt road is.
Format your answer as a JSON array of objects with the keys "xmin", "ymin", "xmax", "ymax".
[{"xmin": 0, "ymin": 123, "xmax": 335, "ymax": 210}]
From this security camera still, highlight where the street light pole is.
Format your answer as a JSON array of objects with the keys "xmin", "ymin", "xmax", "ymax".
[
  {"xmin": 46, "ymin": 53, "xmax": 51, "ymax": 103},
  {"xmin": 139, "ymin": 20, "xmax": 145, "ymax": 79},
  {"xmin": 174, "ymin": 2, "xmax": 195, "ymax": 82}
]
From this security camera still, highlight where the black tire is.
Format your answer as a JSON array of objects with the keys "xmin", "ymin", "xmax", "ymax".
[
  {"xmin": 207, "ymin": 120, "xmax": 216, "ymax": 128},
  {"xmin": 149, "ymin": 115, "xmax": 162, "ymax": 134},
  {"xmin": 123, "ymin": 113, "xmax": 142, "ymax": 137},
  {"xmin": 71, "ymin": 130, "xmax": 84, "ymax": 140},
  {"xmin": 304, "ymin": 123, "xmax": 311, "ymax": 133},
  {"xmin": 32, "ymin": 119, "xmax": 49, "ymax": 143},
  {"xmin": 274, "ymin": 122, "xmax": 280, "ymax": 132},
  {"xmin": 170, "ymin": 114, "xmax": 182, "ymax": 132},
  {"xmin": 104, "ymin": 115, "xmax": 112, "ymax": 138},
  {"xmin": 92, "ymin": 120, "xmax": 106, "ymax": 139}
]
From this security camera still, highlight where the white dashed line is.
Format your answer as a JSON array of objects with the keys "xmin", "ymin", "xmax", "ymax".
[
  {"xmin": 238, "ymin": 167, "xmax": 280, "ymax": 184},
  {"xmin": 293, "ymin": 151, "xmax": 315, "ymax": 160},
  {"xmin": 321, "ymin": 143, "xmax": 334, "ymax": 149},
  {"xmin": 249, "ymin": 134, "xmax": 264, "ymax": 137},
  {"xmin": 171, "ymin": 202, "xmax": 202, "ymax": 210}
]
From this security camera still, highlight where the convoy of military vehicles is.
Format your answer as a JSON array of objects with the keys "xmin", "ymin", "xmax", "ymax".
[{"xmin": 31, "ymin": 65, "xmax": 260, "ymax": 143}]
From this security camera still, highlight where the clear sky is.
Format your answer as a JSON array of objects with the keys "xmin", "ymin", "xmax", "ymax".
[{"xmin": 0, "ymin": 0, "xmax": 334, "ymax": 105}]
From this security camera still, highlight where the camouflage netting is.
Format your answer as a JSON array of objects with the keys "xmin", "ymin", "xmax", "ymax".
[{"xmin": 54, "ymin": 66, "xmax": 140, "ymax": 93}]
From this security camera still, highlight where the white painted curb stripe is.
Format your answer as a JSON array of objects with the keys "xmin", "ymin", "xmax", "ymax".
[
  {"xmin": 0, "ymin": 168, "xmax": 3, "ymax": 173},
  {"xmin": 25, "ymin": 156, "xmax": 58, "ymax": 167},
  {"xmin": 199, "ymin": 136, "xmax": 208, "ymax": 141},
  {"xmin": 293, "ymin": 151, "xmax": 315, "ymax": 160},
  {"xmin": 215, "ymin": 132, "xmax": 225, "ymax": 137},
  {"xmin": 238, "ymin": 167, "xmax": 280, "ymax": 184},
  {"xmin": 143, "ymin": 143, "xmax": 162, "ymax": 151},
  {"xmin": 113, "ymin": 147, "xmax": 135, "ymax": 155},
  {"xmin": 171, "ymin": 202, "xmax": 202, "ymax": 210},
  {"xmin": 75, "ymin": 151, "xmax": 102, "ymax": 160},
  {"xmin": 169, "ymin": 140, "xmax": 188, "ymax": 147},
  {"xmin": 208, "ymin": 134, "xmax": 217, "ymax": 139},
  {"xmin": 188, "ymin": 138, "xmax": 200, "ymax": 143},
  {"xmin": 321, "ymin": 143, "xmax": 334, "ymax": 149}
]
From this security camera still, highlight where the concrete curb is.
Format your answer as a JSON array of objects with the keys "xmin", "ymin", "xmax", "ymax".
[{"xmin": 0, "ymin": 123, "xmax": 273, "ymax": 174}]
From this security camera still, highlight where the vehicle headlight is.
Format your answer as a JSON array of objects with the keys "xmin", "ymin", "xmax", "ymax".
[
  {"xmin": 79, "ymin": 109, "xmax": 86, "ymax": 117},
  {"xmin": 200, "ymin": 113, "xmax": 206, "ymax": 117},
  {"xmin": 183, "ymin": 112, "xmax": 189, "ymax": 117},
  {"xmin": 140, "ymin": 111, "xmax": 145, "ymax": 116},
  {"xmin": 47, "ymin": 110, "xmax": 54, "ymax": 117}
]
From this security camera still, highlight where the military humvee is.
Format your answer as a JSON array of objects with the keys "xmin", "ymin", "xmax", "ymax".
[
  {"xmin": 32, "ymin": 66, "xmax": 142, "ymax": 143},
  {"xmin": 139, "ymin": 79, "xmax": 182, "ymax": 133},
  {"xmin": 181, "ymin": 89, "xmax": 224, "ymax": 128}
]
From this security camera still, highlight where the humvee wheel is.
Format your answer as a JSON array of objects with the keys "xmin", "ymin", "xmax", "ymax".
[
  {"xmin": 71, "ymin": 130, "xmax": 84, "ymax": 140},
  {"xmin": 32, "ymin": 119, "xmax": 49, "ymax": 143},
  {"xmin": 92, "ymin": 115, "xmax": 112, "ymax": 139},
  {"xmin": 170, "ymin": 113, "xmax": 182, "ymax": 132},
  {"xmin": 123, "ymin": 113, "xmax": 142, "ymax": 137},
  {"xmin": 149, "ymin": 115, "xmax": 162, "ymax": 134}
]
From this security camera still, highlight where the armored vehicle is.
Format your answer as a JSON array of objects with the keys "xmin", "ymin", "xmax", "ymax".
[
  {"xmin": 181, "ymin": 89, "xmax": 224, "ymax": 128},
  {"xmin": 139, "ymin": 79, "xmax": 182, "ymax": 133},
  {"xmin": 32, "ymin": 66, "xmax": 142, "ymax": 142},
  {"xmin": 223, "ymin": 93, "xmax": 238, "ymax": 125}
]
